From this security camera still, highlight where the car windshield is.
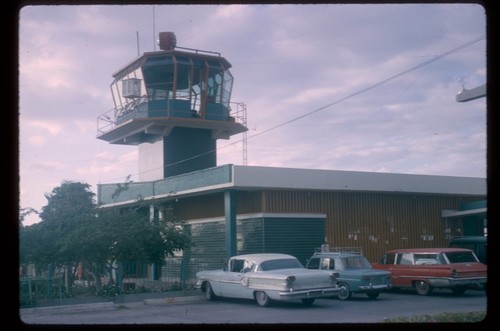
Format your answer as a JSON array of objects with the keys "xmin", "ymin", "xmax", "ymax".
[
  {"xmin": 444, "ymin": 251, "xmax": 478, "ymax": 263},
  {"xmin": 259, "ymin": 258, "xmax": 303, "ymax": 271},
  {"xmin": 342, "ymin": 256, "xmax": 372, "ymax": 269}
]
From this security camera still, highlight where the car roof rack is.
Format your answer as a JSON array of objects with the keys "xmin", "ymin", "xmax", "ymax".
[{"xmin": 315, "ymin": 245, "xmax": 363, "ymax": 255}]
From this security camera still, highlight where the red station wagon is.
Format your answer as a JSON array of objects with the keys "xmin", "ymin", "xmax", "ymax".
[{"xmin": 372, "ymin": 248, "xmax": 487, "ymax": 296}]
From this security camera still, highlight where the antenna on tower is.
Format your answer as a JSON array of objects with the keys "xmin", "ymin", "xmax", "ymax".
[
  {"xmin": 152, "ymin": 5, "xmax": 156, "ymax": 51},
  {"xmin": 136, "ymin": 30, "xmax": 140, "ymax": 56}
]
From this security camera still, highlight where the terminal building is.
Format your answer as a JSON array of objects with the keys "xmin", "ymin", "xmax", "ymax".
[{"xmin": 96, "ymin": 32, "xmax": 486, "ymax": 284}]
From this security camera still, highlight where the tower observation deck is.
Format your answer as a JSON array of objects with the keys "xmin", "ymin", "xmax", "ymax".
[{"xmin": 97, "ymin": 32, "xmax": 247, "ymax": 180}]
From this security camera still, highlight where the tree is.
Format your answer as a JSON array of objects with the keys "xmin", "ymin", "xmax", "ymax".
[
  {"xmin": 20, "ymin": 180, "xmax": 190, "ymax": 295},
  {"xmin": 37, "ymin": 181, "xmax": 97, "ymax": 290},
  {"xmin": 97, "ymin": 202, "xmax": 189, "ymax": 286}
]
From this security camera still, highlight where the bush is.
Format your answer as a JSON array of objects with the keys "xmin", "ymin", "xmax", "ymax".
[
  {"xmin": 96, "ymin": 284, "xmax": 120, "ymax": 298},
  {"xmin": 382, "ymin": 310, "xmax": 486, "ymax": 323}
]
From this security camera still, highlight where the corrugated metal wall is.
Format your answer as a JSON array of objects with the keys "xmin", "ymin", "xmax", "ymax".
[
  {"xmin": 261, "ymin": 217, "xmax": 324, "ymax": 265},
  {"xmin": 185, "ymin": 216, "xmax": 324, "ymax": 265},
  {"xmin": 168, "ymin": 189, "xmax": 483, "ymax": 262},
  {"xmin": 258, "ymin": 190, "xmax": 483, "ymax": 262}
]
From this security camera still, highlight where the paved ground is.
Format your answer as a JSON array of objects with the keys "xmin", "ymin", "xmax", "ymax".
[
  {"xmin": 23, "ymin": 289, "xmax": 202, "ymax": 308},
  {"xmin": 18, "ymin": 288, "xmax": 487, "ymax": 325}
]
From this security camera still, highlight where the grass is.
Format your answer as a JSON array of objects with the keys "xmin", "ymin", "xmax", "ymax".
[{"xmin": 382, "ymin": 310, "xmax": 486, "ymax": 323}]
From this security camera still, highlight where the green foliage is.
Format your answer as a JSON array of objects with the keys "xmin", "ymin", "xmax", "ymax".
[
  {"xmin": 19, "ymin": 207, "xmax": 38, "ymax": 225},
  {"xmin": 19, "ymin": 180, "xmax": 191, "ymax": 296},
  {"xmin": 96, "ymin": 283, "xmax": 120, "ymax": 298},
  {"xmin": 382, "ymin": 310, "xmax": 486, "ymax": 323},
  {"xmin": 19, "ymin": 280, "xmax": 36, "ymax": 307},
  {"xmin": 19, "ymin": 278, "xmax": 69, "ymax": 308},
  {"xmin": 111, "ymin": 175, "xmax": 132, "ymax": 199},
  {"xmin": 98, "ymin": 203, "xmax": 189, "ymax": 264},
  {"xmin": 22, "ymin": 181, "xmax": 97, "ymax": 266}
]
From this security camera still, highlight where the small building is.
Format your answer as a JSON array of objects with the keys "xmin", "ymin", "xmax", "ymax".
[{"xmin": 97, "ymin": 164, "xmax": 486, "ymax": 264}]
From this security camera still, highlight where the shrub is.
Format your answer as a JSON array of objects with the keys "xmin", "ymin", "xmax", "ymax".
[{"xmin": 382, "ymin": 310, "xmax": 486, "ymax": 323}]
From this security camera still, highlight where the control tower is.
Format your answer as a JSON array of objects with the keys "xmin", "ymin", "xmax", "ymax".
[{"xmin": 97, "ymin": 32, "xmax": 247, "ymax": 180}]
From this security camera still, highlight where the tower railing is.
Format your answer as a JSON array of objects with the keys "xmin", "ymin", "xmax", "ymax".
[
  {"xmin": 230, "ymin": 102, "xmax": 248, "ymax": 165},
  {"xmin": 97, "ymin": 98, "xmax": 247, "ymax": 137}
]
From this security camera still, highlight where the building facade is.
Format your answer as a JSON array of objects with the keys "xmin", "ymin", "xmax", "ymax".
[{"xmin": 97, "ymin": 164, "xmax": 486, "ymax": 263}]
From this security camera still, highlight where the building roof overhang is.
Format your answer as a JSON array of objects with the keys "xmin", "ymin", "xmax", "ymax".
[{"xmin": 97, "ymin": 164, "xmax": 486, "ymax": 208}]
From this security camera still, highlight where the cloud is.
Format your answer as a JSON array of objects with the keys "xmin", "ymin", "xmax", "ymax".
[
  {"xmin": 73, "ymin": 150, "xmax": 138, "ymax": 179},
  {"xmin": 74, "ymin": 120, "xmax": 96, "ymax": 134},
  {"xmin": 26, "ymin": 135, "xmax": 47, "ymax": 147},
  {"xmin": 27, "ymin": 120, "xmax": 63, "ymax": 135},
  {"xmin": 18, "ymin": 4, "xmax": 487, "ymax": 226},
  {"xmin": 27, "ymin": 160, "xmax": 67, "ymax": 172}
]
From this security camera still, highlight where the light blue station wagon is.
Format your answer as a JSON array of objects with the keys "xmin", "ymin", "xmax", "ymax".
[{"xmin": 306, "ymin": 251, "xmax": 391, "ymax": 300}]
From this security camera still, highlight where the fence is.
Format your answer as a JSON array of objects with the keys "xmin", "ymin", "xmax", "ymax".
[
  {"xmin": 19, "ymin": 257, "xmax": 226, "ymax": 307},
  {"xmin": 120, "ymin": 257, "xmax": 226, "ymax": 292},
  {"xmin": 19, "ymin": 277, "xmax": 66, "ymax": 306}
]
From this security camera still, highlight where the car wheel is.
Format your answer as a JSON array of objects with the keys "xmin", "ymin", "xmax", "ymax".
[
  {"xmin": 301, "ymin": 298, "xmax": 315, "ymax": 305},
  {"xmin": 366, "ymin": 291, "xmax": 380, "ymax": 299},
  {"xmin": 414, "ymin": 280, "xmax": 433, "ymax": 296},
  {"xmin": 337, "ymin": 282, "xmax": 352, "ymax": 300},
  {"xmin": 204, "ymin": 282, "xmax": 217, "ymax": 301},
  {"xmin": 255, "ymin": 291, "xmax": 272, "ymax": 307}
]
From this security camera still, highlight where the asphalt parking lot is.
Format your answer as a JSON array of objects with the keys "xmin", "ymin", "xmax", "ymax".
[{"xmin": 19, "ymin": 288, "xmax": 487, "ymax": 325}]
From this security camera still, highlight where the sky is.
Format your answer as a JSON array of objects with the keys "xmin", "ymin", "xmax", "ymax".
[{"xmin": 18, "ymin": 3, "xmax": 487, "ymax": 226}]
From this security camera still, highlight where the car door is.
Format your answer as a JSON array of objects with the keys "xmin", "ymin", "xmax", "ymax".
[
  {"xmin": 216, "ymin": 258, "xmax": 246, "ymax": 298},
  {"xmin": 377, "ymin": 253, "xmax": 405, "ymax": 287},
  {"xmin": 390, "ymin": 253, "xmax": 415, "ymax": 287}
]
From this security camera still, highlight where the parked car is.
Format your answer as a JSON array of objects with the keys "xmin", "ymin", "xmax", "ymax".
[
  {"xmin": 195, "ymin": 253, "xmax": 341, "ymax": 307},
  {"xmin": 372, "ymin": 247, "xmax": 487, "ymax": 295},
  {"xmin": 305, "ymin": 251, "xmax": 392, "ymax": 300},
  {"xmin": 449, "ymin": 236, "xmax": 487, "ymax": 264}
]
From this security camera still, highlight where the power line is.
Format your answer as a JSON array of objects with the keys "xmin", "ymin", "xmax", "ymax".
[
  {"xmin": 101, "ymin": 34, "xmax": 486, "ymax": 183},
  {"xmin": 243, "ymin": 34, "xmax": 486, "ymax": 141}
]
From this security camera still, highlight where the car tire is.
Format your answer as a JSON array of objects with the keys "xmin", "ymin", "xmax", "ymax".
[
  {"xmin": 337, "ymin": 282, "xmax": 352, "ymax": 300},
  {"xmin": 366, "ymin": 291, "xmax": 380, "ymax": 299},
  {"xmin": 414, "ymin": 280, "xmax": 433, "ymax": 296},
  {"xmin": 204, "ymin": 282, "xmax": 217, "ymax": 301},
  {"xmin": 255, "ymin": 291, "xmax": 272, "ymax": 307}
]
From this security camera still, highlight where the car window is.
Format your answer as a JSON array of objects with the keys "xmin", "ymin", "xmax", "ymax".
[
  {"xmin": 259, "ymin": 258, "xmax": 303, "ymax": 271},
  {"xmin": 381, "ymin": 253, "xmax": 395, "ymax": 264},
  {"xmin": 321, "ymin": 258, "xmax": 335, "ymax": 270},
  {"xmin": 414, "ymin": 253, "xmax": 441, "ymax": 265},
  {"xmin": 396, "ymin": 253, "xmax": 413, "ymax": 265},
  {"xmin": 229, "ymin": 259, "xmax": 245, "ymax": 272},
  {"xmin": 306, "ymin": 258, "xmax": 320, "ymax": 269},
  {"xmin": 343, "ymin": 256, "xmax": 371, "ymax": 269},
  {"xmin": 241, "ymin": 260, "xmax": 256, "ymax": 273},
  {"xmin": 445, "ymin": 251, "xmax": 478, "ymax": 263}
]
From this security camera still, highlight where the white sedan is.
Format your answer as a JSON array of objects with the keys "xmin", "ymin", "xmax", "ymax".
[{"xmin": 195, "ymin": 253, "xmax": 341, "ymax": 307}]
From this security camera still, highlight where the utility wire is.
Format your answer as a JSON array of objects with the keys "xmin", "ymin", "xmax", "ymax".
[
  {"xmin": 244, "ymin": 34, "xmax": 486, "ymax": 141},
  {"xmin": 102, "ymin": 34, "xmax": 486, "ymax": 183}
]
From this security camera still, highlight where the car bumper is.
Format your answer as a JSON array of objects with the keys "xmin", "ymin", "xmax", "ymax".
[
  {"xmin": 428, "ymin": 277, "xmax": 487, "ymax": 288},
  {"xmin": 279, "ymin": 287, "xmax": 341, "ymax": 300},
  {"xmin": 358, "ymin": 284, "xmax": 391, "ymax": 291}
]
